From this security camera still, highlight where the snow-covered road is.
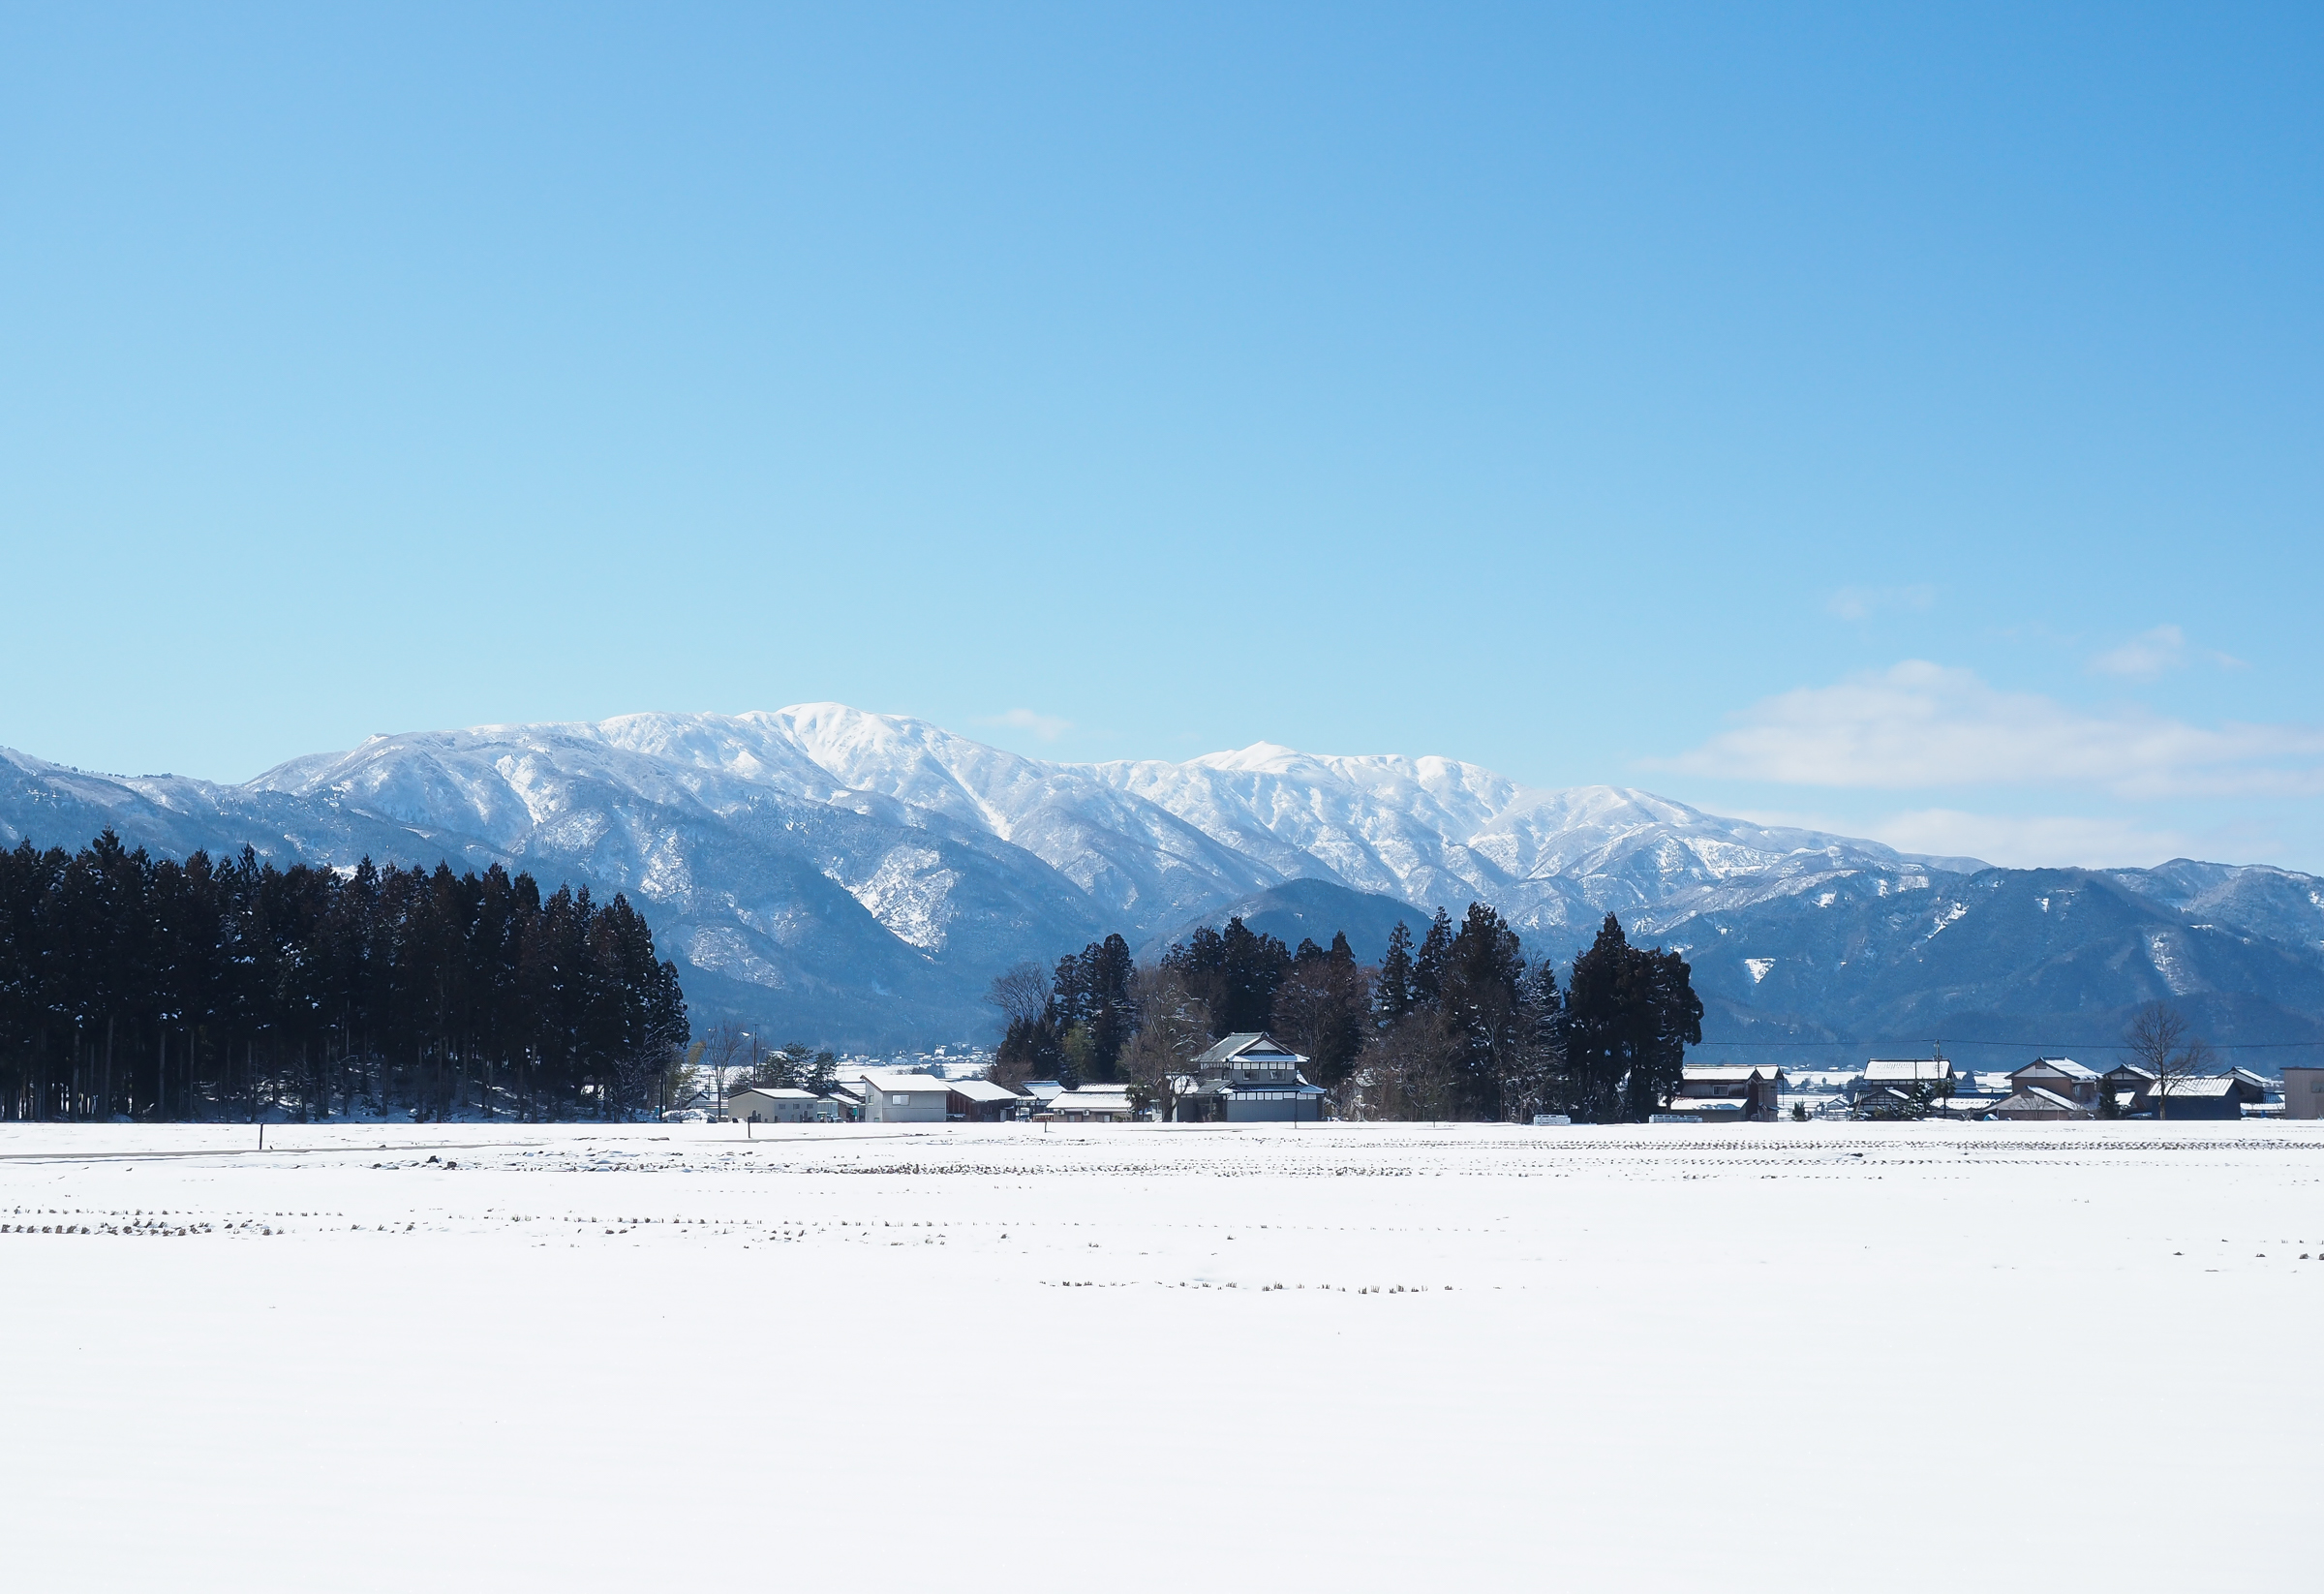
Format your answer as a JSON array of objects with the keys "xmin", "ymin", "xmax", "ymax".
[{"xmin": 5, "ymin": 1120, "xmax": 2317, "ymax": 1591}]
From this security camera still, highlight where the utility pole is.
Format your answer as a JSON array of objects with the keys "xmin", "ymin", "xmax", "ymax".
[{"xmin": 726, "ymin": 1030, "xmax": 751, "ymax": 1124}]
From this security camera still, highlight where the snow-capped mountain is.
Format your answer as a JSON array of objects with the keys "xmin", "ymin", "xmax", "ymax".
[{"xmin": 7, "ymin": 705, "xmax": 2322, "ymax": 1060}]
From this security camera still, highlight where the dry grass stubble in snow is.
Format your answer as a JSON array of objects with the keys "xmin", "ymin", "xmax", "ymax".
[{"xmin": 2, "ymin": 1119, "xmax": 2318, "ymax": 1592}]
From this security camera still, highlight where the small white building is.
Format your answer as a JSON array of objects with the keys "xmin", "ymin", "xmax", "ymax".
[
  {"xmin": 725, "ymin": 1087, "xmax": 836, "ymax": 1124},
  {"xmin": 1672, "ymin": 1064, "xmax": 1785, "ymax": 1121},
  {"xmin": 860, "ymin": 1074, "xmax": 954, "ymax": 1123},
  {"xmin": 1048, "ymin": 1085, "xmax": 1138, "ymax": 1122},
  {"xmin": 945, "ymin": 1078, "xmax": 1024, "ymax": 1121}
]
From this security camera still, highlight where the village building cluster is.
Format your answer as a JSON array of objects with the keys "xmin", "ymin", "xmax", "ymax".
[
  {"xmin": 1659, "ymin": 1056, "xmax": 2299, "ymax": 1122},
  {"xmin": 692, "ymin": 1037, "xmax": 2311, "ymax": 1127},
  {"xmin": 700, "ymin": 1032, "xmax": 1333, "ymax": 1125}
]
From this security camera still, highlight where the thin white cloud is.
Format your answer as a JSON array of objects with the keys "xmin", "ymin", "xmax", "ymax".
[
  {"xmin": 2090, "ymin": 623, "xmax": 2244, "ymax": 678},
  {"xmin": 1859, "ymin": 810, "xmax": 2200, "ymax": 871},
  {"xmin": 1826, "ymin": 584, "xmax": 1936, "ymax": 622},
  {"xmin": 1718, "ymin": 805, "xmax": 2196, "ymax": 871},
  {"xmin": 1658, "ymin": 660, "xmax": 2324, "ymax": 799},
  {"xmin": 2089, "ymin": 624, "xmax": 2185, "ymax": 679},
  {"xmin": 975, "ymin": 708, "xmax": 1073, "ymax": 742}
]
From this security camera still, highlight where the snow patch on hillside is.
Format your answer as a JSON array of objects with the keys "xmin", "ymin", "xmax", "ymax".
[{"xmin": 833, "ymin": 845, "xmax": 960, "ymax": 951}]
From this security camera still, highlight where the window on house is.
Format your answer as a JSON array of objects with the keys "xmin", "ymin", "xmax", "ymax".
[{"xmin": 891, "ymin": 1094, "xmax": 908, "ymax": 1105}]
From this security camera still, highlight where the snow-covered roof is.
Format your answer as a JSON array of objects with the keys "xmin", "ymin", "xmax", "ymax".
[
  {"xmin": 1020, "ymin": 1080, "xmax": 1065, "ymax": 1101},
  {"xmin": 731, "ymin": 1087, "xmax": 822, "ymax": 1101},
  {"xmin": 945, "ymin": 1079, "xmax": 1022, "ymax": 1103},
  {"xmin": 1682, "ymin": 1064, "xmax": 1782, "ymax": 1083},
  {"xmin": 1193, "ymin": 1032, "xmax": 1308, "ymax": 1067},
  {"xmin": 2154, "ymin": 1076, "xmax": 2240, "ymax": 1098},
  {"xmin": 2012, "ymin": 1058, "xmax": 2098, "ymax": 1082},
  {"xmin": 1049, "ymin": 1089, "xmax": 1137, "ymax": 1114},
  {"xmin": 1864, "ymin": 1058, "xmax": 1952, "ymax": 1082},
  {"xmin": 1992, "ymin": 1089, "xmax": 2084, "ymax": 1115},
  {"xmin": 1664, "ymin": 1097, "xmax": 1747, "ymax": 1114},
  {"xmin": 866, "ymin": 1073, "xmax": 952, "ymax": 1095}
]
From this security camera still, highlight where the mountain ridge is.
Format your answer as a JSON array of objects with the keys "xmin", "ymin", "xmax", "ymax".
[{"xmin": 8, "ymin": 706, "xmax": 2322, "ymax": 1062}]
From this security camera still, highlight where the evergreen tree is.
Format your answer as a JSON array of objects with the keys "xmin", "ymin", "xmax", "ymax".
[
  {"xmin": 1500, "ymin": 961, "xmax": 1565, "ymax": 1122},
  {"xmin": 1374, "ymin": 920, "xmax": 1416, "ymax": 1028},
  {"xmin": 768, "ymin": 1044, "xmax": 811, "ymax": 1089},
  {"xmin": 1562, "ymin": 913, "xmax": 1702, "ymax": 1121},
  {"xmin": 1163, "ymin": 916, "xmax": 1291, "ymax": 1036},
  {"xmin": 1077, "ymin": 933, "xmax": 1137, "ymax": 1079},
  {"xmin": 0, "ymin": 829, "xmax": 689, "ymax": 1122},
  {"xmin": 993, "ymin": 1012, "xmax": 1065, "ymax": 1088},
  {"xmin": 1271, "ymin": 931, "xmax": 1371, "ymax": 1090},
  {"xmin": 1412, "ymin": 906, "xmax": 1453, "ymax": 1009},
  {"xmin": 1029, "ymin": 933, "xmax": 1140, "ymax": 1083},
  {"xmin": 1441, "ymin": 902, "xmax": 1527, "ymax": 1119}
]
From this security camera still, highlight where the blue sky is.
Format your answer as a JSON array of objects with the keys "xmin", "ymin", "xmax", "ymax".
[{"xmin": 4, "ymin": 4, "xmax": 2320, "ymax": 870}]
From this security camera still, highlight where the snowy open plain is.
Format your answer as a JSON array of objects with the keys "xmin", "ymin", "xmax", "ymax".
[{"xmin": 7, "ymin": 1119, "xmax": 2321, "ymax": 1591}]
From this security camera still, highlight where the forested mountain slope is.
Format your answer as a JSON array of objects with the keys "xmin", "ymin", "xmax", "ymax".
[{"xmin": 7, "ymin": 708, "xmax": 2320, "ymax": 1060}]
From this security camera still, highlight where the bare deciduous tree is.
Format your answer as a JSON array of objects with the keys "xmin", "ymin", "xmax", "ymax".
[
  {"xmin": 1496, "ymin": 995, "xmax": 1565, "ymax": 1124},
  {"xmin": 1362, "ymin": 1009, "xmax": 1467, "ymax": 1121},
  {"xmin": 1118, "ymin": 965, "xmax": 1212, "ymax": 1121},
  {"xmin": 655, "ymin": 1042, "xmax": 701, "ymax": 1119},
  {"xmin": 697, "ymin": 1021, "xmax": 754, "ymax": 1119},
  {"xmin": 987, "ymin": 962, "xmax": 1051, "ymax": 1027},
  {"xmin": 985, "ymin": 963, "xmax": 1055, "ymax": 1090},
  {"xmin": 2124, "ymin": 1002, "xmax": 2208, "ymax": 1120}
]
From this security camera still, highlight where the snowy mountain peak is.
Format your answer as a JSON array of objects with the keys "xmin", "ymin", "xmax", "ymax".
[
  {"xmin": 45, "ymin": 706, "xmax": 2237, "ymax": 1052},
  {"xmin": 232, "ymin": 706, "xmax": 1942, "ymax": 926}
]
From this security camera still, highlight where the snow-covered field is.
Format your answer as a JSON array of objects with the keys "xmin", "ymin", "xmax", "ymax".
[{"xmin": 7, "ymin": 1119, "xmax": 2319, "ymax": 1591}]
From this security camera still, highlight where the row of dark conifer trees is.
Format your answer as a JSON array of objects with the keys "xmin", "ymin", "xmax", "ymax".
[
  {"xmin": 0, "ymin": 830, "xmax": 689, "ymax": 1122},
  {"xmin": 992, "ymin": 903, "xmax": 1701, "ymax": 1121}
]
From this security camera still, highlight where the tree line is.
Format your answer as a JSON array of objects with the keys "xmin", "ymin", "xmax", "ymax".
[
  {"xmin": 0, "ymin": 829, "xmax": 690, "ymax": 1122},
  {"xmin": 989, "ymin": 903, "xmax": 1701, "ymax": 1121},
  {"xmin": 693, "ymin": 1024, "xmax": 843, "ymax": 1103}
]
